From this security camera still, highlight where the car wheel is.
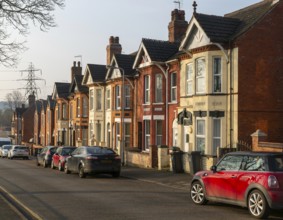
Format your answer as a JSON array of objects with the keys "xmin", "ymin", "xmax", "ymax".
[
  {"xmin": 51, "ymin": 161, "xmax": 55, "ymax": 169},
  {"xmin": 248, "ymin": 190, "xmax": 270, "ymax": 219},
  {"xmin": 10, "ymin": 156, "xmax": 13, "ymax": 160},
  {"xmin": 112, "ymin": 172, "xmax": 120, "ymax": 178},
  {"xmin": 190, "ymin": 181, "xmax": 208, "ymax": 205},
  {"xmin": 36, "ymin": 159, "xmax": 40, "ymax": 166},
  {"xmin": 78, "ymin": 165, "xmax": 86, "ymax": 178},
  {"xmin": 58, "ymin": 162, "xmax": 63, "ymax": 171},
  {"xmin": 64, "ymin": 163, "xmax": 70, "ymax": 174},
  {"xmin": 43, "ymin": 160, "xmax": 47, "ymax": 168}
]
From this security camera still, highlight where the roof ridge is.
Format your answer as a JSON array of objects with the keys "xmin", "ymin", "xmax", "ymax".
[{"xmin": 225, "ymin": 0, "xmax": 274, "ymax": 18}]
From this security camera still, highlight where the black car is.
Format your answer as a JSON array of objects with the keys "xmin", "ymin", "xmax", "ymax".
[
  {"xmin": 36, "ymin": 146, "xmax": 58, "ymax": 168},
  {"xmin": 64, "ymin": 146, "xmax": 121, "ymax": 178}
]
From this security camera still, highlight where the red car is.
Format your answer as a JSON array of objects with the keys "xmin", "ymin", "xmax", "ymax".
[
  {"xmin": 190, "ymin": 151, "xmax": 283, "ymax": 219},
  {"xmin": 51, "ymin": 146, "xmax": 76, "ymax": 171}
]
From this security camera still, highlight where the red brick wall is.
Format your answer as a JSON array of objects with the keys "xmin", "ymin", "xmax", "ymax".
[{"xmin": 236, "ymin": 2, "xmax": 283, "ymax": 143}]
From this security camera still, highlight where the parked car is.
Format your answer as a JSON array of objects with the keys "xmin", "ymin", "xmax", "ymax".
[
  {"xmin": 0, "ymin": 137, "xmax": 11, "ymax": 147},
  {"xmin": 7, "ymin": 145, "xmax": 29, "ymax": 160},
  {"xmin": 190, "ymin": 151, "xmax": 283, "ymax": 219},
  {"xmin": 51, "ymin": 146, "xmax": 76, "ymax": 171},
  {"xmin": 64, "ymin": 146, "xmax": 121, "ymax": 178},
  {"xmin": 36, "ymin": 146, "xmax": 58, "ymax": 168},
  {"xmin": 0, "ymin": 145, "xmax": 12, "ymax": 158}
]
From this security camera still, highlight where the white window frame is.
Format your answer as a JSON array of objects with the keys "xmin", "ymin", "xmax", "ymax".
[
  {"xmin": 82, "ymin": 97, "xmax": 88, "ymax": 117},
  {"xmin": 196, "ymin": 118, "xmax": 205, "ymax": 153},
  {"xmin": 196, "ymin": 58, "xmax": 206, "ymax": 94},
  {"xmin": 144, "ymin": 75, "xmax": 150, "ymax": 104},
  {"xmin": 96, "ymin": 88, "xmax": 102, "ymax": 110},
  {"xmin": 90, "ymin": 89, "xmax": 94, "ymax": 110},
  {"xmin": 96, "ymin": 122, "xmax": 101, "ymax": 142},
  {"xmin": 62, "ymin": 103, "xmax": 67, "ymax": 119},
  {"xmin": 155, "ymin": 74, "xmax": 162, "ymax": 103},
  {"xmin": 186, "ymin": 63, "xmax": 193, "ymax": 95},
  {"xmin": 125, "ymin": 85, "xmax": 131, "ymax": 109},
  {"xmin": 213, "ymin": 57, "xmax": 222, "ymax": 93},
  {"xmin": 106, "ymin": 88, "xmax": 111, "ymax": 110},
  {"xmin": 156, "ymin": 120, "xmax": 162, "ymax": 145},
  {"xmin": 115, "ymin": 85, "xmax": 121, "ymax": 110},
  {"xmin": 171, "ymin": 73, "xmax": 177, "ymax": 102},
  {"xmin": 116, "ymin": 122, "xmax": 120, "ymax": 150},
  {"xmin": 124, "ymin": 123, "xmax": 130, "ymax": 148},
  {"xmin": 144, "ymin": 120, "xmax": 150, "ymax": 151},
  {"xmin": 212, "ymin": 118, "xmax": 221, "ymax": 155}
]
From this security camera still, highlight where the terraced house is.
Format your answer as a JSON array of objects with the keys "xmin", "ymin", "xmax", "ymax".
[
  {"xmin": 177, "ymin": 0, "xmax": 283, "ymax": 171},
  {"xmin": 13, "ymin": 0, "xmax": 283, "ymax": 173}
]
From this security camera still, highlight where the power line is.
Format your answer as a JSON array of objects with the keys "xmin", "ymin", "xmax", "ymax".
[{"xmin": 18, "ymin": 63, "xmax": 46, "ymax": 98}]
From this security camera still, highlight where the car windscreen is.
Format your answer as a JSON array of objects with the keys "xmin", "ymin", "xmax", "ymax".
[
  {"xmin": 87, "ymin": 147, "xmax": 115, "ymax": 155},
  {"xmin": 269, "ymin": 156, "xmax": 283, "ymax": 171}
]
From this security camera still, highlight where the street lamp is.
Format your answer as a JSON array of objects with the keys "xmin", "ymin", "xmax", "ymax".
[{"xmin": 106, "ymin": 65, "xmax": 125, "ymax": 165}]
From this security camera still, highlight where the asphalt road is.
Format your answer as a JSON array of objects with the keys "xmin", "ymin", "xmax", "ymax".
[{"xmin": 0, "ymin": 158, "xmax": 282, "ymax": 220}]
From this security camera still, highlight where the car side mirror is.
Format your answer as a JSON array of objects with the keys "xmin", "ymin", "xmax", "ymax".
[{"xmin": 210, "ymin": 165, "xmax": 217, "ymax": 173}]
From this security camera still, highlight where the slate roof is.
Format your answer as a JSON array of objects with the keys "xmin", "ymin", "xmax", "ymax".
[
  {"xmin": 115, "ymin": 54, "xmax": 136, "ymax": 76},
  {"xmin": 86, "ymin": 64, "xmax": 107, "ymax": 83},
  {"xmin": 41, "ymin": 99, "xmax": 48, "ymax": 112},
  {"xmin": 35, "ymin": 100, "xmax": 43, "ymax": 115},
  {"xmin": 15, "ymin": 107, "xmax": 28, "ymax": 117},
  {"xmin": 142, "ymin": 38, "xmax": 180, "ymax": 62},
  {"xmin": 55, "ymin": 82, "xmax": 71, "ymax": 99},
  {"xmin": 225, "ymin": 0, "xmax": 278, "ymax": 39},
  {"xmin": 194, "ymin": 0, "xmax": 279, "ymax": 42},
  {"xmin": 194, "ymin": 13, "xmax": 240, "ymax": 43},
  {"xmin": 70, "ymin": 75, "xmax": 88, "ymax": 93},
  {"xmin": 47, "ymin": 95, "xmax": 55, "ymax": 110}
]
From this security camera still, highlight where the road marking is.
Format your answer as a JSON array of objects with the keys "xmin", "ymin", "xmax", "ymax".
[{"xmin": 0, "ymin": 186, "xmax": 43, "ymax": 220}]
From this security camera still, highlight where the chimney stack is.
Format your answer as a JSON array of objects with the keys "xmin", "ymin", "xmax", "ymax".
[
  {"xmin": 168, "ymin": 9, "xmax": 188, "ymax": 43},
  {"xmin": 106, "ymin": 36, "xmax": 122, "ymax": 65},
  {"xmin": 28, "ymin": 92, "xmax": 35, "ymax": 107},
  {"xmin": 71, "ymin": 61, "xmax": 82, "ymax": 80}
]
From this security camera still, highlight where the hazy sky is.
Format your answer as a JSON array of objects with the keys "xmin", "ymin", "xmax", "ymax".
[{"xmin": 0, "ymin": 0, "xmax": 260, "ymax": 101}]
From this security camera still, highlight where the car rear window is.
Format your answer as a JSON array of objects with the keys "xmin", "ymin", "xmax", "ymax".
[
  {"xmin": 62, "ymin": 148, "xmax": 75, "ymax": 156},
  {"xmin": 14, "ymin": 146, "xmax": 29, "ymax": 150},
  {"xmin": 270, "ymin": 156, "xmax": 283, "ymax": 171},
  {"xmin": 87, "ymin": 147, "xmax": 115, "ymax": 155},
  {"xmin": 3, "ymin": 145, "xmax": 12, "ymax": 150}
]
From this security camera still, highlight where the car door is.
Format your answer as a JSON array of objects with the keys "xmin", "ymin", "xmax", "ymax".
[
  {"xmin": 38, "ymin": 148, "xmax": 47, "ymax": 164},
  {"xmin": 53, "ymin": 148, "xmax": 61, "ymax": 167},
  {"xmin": 68, "ymin": 148, "xmax": 82, "ymax": 172},
  {"xmin": 203, "ymin": 155, "xmax": 243, "ymax": 201}
]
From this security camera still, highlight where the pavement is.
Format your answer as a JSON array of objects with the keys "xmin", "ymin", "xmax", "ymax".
[{"xmin": 121, "ymin": 166, "xmax": 192, "ymax": 191}]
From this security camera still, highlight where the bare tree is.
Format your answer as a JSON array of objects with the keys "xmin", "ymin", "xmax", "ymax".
[
  {"xmin": 0, "ymin": 0, "xmax": 65, "ymax": 67},
  {"xmin": 6, "ymin": 90, "xmax": 26, "ymax": 110}
]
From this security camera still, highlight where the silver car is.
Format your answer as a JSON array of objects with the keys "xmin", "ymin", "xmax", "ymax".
[
  {"xmin": 8, "ymin": 145, "xmax": 29, "ymax": 160},
  {"xmin": 0, "ymin": 145, "xmax": 12, "ymax": 158}
]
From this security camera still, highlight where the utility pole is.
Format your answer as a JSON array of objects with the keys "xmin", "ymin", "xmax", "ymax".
[{"xmin": 18, "ymin": 63, "xmax": 45, "ymax": 98}]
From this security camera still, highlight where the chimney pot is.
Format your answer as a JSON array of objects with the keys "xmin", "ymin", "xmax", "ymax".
[
  {"xmin": 114, "ymin": 37, "xmax": 119, "ymax": 43},
  {"xmin": 109, "ymin": 36, "xmax": 114, "ymax": 44}
]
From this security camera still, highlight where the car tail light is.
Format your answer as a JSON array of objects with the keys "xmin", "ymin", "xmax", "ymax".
[
  {"xmin": 268, "ymin": 175, "xmax": 279, "ymax": 188},
  {"xmin": 86, "ymin": 156, "xmax": 98, "ymax": 160},
  {"xmin": 115, "ymin": 156, "xmax": 121, "ymax": 160}
]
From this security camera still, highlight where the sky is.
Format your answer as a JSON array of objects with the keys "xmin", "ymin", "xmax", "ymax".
[{"xmin": 0, "ymin": 0, "xmax": 261, "ymax": 101}]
